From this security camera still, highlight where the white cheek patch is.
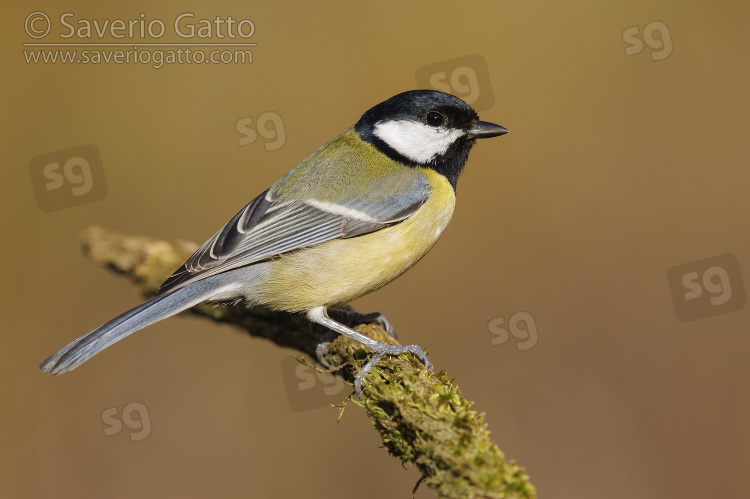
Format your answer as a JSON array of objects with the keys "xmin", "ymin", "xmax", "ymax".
[{"xmin": 373, "ymin": 120, "xmax": 465, "ymax": 164}]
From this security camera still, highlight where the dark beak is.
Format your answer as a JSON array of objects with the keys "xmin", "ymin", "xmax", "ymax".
[{"xmin": 470, "ymin": 121, "xmax": 509, "ymax": 139}]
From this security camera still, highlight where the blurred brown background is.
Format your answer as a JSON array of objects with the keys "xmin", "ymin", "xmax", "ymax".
[{"xmin": 2, "ymin": 1, "xmax": 749, "ymax": 498}]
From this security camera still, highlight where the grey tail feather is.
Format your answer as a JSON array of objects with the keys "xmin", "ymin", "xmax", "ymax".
[{"xmin": 39, "ymin": 280, "xmax": 227, "ymax": 375}]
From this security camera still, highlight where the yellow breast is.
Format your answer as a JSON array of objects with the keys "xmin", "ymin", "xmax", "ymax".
[{"xmin": 258, "ymin": 168, "xmax": 455, "ymax": 312}]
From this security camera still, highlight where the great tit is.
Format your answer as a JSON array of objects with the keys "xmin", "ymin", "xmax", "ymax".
[{"xmin": 40, "ymin": 90, "xmax": 508, "ymax": 391}]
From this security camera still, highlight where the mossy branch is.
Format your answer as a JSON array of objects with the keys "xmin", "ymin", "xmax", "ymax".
[{"xmin": 79, "ymin": 225, "xmax": 536, "ymax": 499}]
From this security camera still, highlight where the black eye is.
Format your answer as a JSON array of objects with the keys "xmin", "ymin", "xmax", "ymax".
[{"xmin": 425, "ymin": 111, "xmax": 446, "ymax": 128}]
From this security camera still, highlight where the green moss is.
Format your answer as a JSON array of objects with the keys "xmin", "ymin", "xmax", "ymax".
[{"xmin": 354, "ymin": 354, "xmax": 536, "ymax": 499}]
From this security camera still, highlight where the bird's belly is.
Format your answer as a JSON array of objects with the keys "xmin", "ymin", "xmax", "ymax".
[{"xmin": 257, "ymin": 171, "xmax": 456, "ymax": 312}]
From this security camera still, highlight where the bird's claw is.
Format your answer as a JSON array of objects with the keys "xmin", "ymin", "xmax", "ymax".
[
  {"xmin": 315, "ymin": 331, "xmax": 337, "ymax": 368},
  {"xmin": 372, "ymin": 314, "xmax": 398, "ymax": 340},
  {"xmin": 354, "ymin": 344, "xmax": 433, "ymax": 397}
]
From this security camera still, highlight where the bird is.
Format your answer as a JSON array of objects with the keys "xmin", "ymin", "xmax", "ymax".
[{"xmin": 39, "ymin": 89, "xmax": 508, "ymax": 393}]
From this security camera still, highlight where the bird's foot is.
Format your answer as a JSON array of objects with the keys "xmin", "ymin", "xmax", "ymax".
[{"xmin": 354, "ymin": 343, "xmax": 434, "ymax": 397}]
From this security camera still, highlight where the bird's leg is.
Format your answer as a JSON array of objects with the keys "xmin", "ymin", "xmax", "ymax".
[
  {"xmin": 308, "ymin": 306, "xmax": 433, "ymax": 397},
  {"xmin": 328, "ymin": 307, "xmax": 398, "ymax": 339},
  {"xmin": 317, "ymin": 307, "xmax": 398, "ymax": 368}
]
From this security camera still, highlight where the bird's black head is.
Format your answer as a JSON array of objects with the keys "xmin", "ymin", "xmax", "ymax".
[{"xmin": 355, "ymin": 90, "xmax": 508, "ymax": 189}]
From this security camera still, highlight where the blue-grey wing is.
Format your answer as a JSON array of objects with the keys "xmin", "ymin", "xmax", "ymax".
[{"xmin": 157, "ymin": 172, "xmax": 430, "ymax": 295}]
